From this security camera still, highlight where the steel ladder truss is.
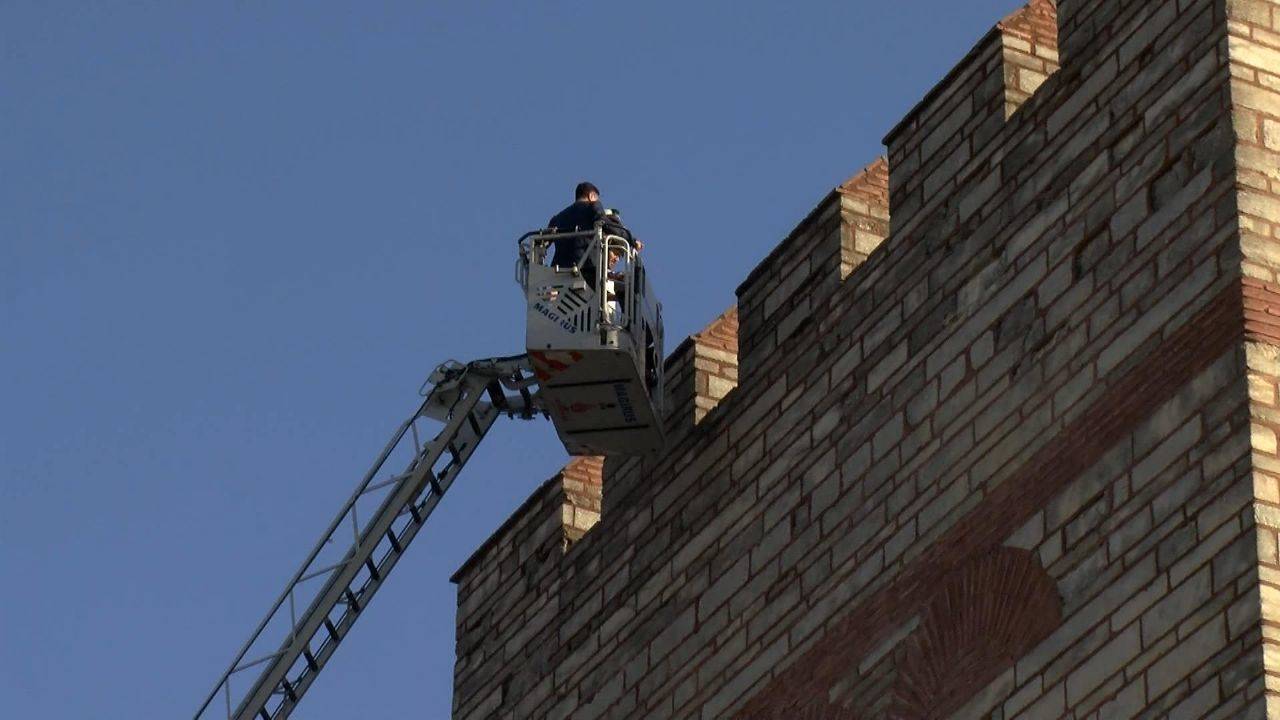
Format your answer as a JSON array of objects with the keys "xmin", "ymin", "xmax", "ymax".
[{"xmin": 194, "ymin": 355, "xmax": 541, "ymax": 720}]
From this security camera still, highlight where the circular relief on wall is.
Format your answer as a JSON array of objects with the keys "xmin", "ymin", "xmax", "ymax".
[{"xmin": 890, "ymin": 547, "xmax": 1062, "ymax": 720}]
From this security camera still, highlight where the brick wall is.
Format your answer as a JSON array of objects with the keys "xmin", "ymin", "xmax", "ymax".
[
  {"xmin": 1000, "ymin": 0, "xmax": 1062, "ymax": 119},
  {"xmin": 689, "ymin": 308, "xmax": 739, "ymax": 425},
  {"xmin": 1229, "ymin": 0, "xmax": 1280, "ymax": 714},
  {"xmin": 736, "ymin": 159, "xmax": 889, "ymax": 386},
  {"xmin": 451, "ymin": 0, "xmax": 1280, "ymax": 717}
]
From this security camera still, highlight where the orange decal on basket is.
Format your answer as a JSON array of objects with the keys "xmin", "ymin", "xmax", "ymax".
[{"xmin": 529, "ymin": 351, "xmax": 563, "ymax": 370}]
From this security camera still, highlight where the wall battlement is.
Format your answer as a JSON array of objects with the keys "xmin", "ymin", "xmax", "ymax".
[{"xmin": 452, "ymin": 0, "xmax": 1280, "ymax": 717}]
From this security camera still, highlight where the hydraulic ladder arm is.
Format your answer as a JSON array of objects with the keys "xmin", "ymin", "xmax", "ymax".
[{"xmin": 194, "ymin": 355, "xmax": 540, "ymax": 720}]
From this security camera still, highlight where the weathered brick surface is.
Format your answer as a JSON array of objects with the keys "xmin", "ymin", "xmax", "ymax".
[
  {"xmin": 1000, "ymin": 0, "xmax": 1063, "ymax": 119},
  {"xmin": 691, "ymin": 308, "xmax": 739, "ymax": 425},
  {"xmin": 736, "ymin": 160, "xmax": 890, "ymax": 386},
  {"xmin": 451, "ymin": 0, "xmax": 1280, "ymax": 717},
  {"xmin": 1228, "ymin": 0, "xmax": 1280, "ymax": 713},
  {"xmin": 561, "ymin": 457, "xmax": 604, "ymax": 544}
]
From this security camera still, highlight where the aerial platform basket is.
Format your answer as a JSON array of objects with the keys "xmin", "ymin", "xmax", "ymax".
[
  {"xmin": 193, "ymin": 225, "xmax": 669, "ymax": 720},
  {"xmin": 517, "ymin": 226, "xmax": 665, "ymax": 455}
]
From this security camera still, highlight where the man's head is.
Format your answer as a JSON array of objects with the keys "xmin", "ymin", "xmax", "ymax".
[{"xmin": 575, "ymin": 181, "xmax": 600, "ymax": 203}]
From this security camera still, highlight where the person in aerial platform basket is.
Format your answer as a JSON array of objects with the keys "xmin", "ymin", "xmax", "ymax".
[
  {"xmin": 546, "ymin": 182, "xmax": 643, "ymax": 289},
  {"xmin": 545, "ymin": 182, "xmax": 658, "ymax": 397}
]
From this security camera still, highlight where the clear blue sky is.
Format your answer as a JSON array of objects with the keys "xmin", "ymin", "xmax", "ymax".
[{"xmin": 2, "ymin": 2, "xmax": 1024, "ymax": 717}]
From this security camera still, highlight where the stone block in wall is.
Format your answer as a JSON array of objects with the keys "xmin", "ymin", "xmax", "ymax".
[
  {"xmin": 1227, "ymin": 0, "xmax": 1280, "ymax": 281},
  {"xmin": 449, "ymin": 471, "xmax": 571, "ymax": 717},
  {"xmin": 604, "ymin": 306, "xmax": 740, "ymax": 516},
  {"xmin": 839, "ymin": 159, "xmax": 892, "ymax": 273},
  {"xmin": 999, "ymin": 0, "xmax": 1062, "ymax": 118},
  {"xmin": 1055, "ymin": 0, "xmax": 1125, "ymax": 68},
  {"xmin": 451, "ymin": 458, "xmax": 601, "ymax": 604},
  {"xmin": 692, "ymin": 307, "xmax": 739, "ymax": 424},
  {"xmin": 1227, "ymin": 0, "xmax": 1280, "ymax": 707},
  {"xmin": 735, "ymin": 159, "xmax": 890, "ymax": 385},
  {"xmin": 659, "ymin": 306, "xmax": 741, "ymax": 436},
  {"xmin": 560, "ymin": 456, "xmax": 603, "ymax": 544},
  {"xmin": 884, "ymin": 0, "xmax": 1060, "ymax": 239}
]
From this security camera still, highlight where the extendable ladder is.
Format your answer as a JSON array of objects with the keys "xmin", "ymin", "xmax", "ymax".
[{"xmin": 193, "ymin": 355, "xmax": 540, "ymax": 720}]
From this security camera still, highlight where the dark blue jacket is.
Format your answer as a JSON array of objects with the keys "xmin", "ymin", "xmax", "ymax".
[{"xmin": 546, "ymin": 200, "xmax": 631, "ymax": 269}]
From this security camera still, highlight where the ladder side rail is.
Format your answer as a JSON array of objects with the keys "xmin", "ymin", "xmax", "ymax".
[
  {"xmin": 196, "ymin": 355, "xmax": 536, "ymax": 720},
  {"xmin": 193, "ymin": 400, "xmax": 430, "ymax": 720},
  {"xmin": 230, "ymin": 373, "xmax": 495, "ymax": 720},
  {"xmin": 265, "ymin": 386, "xmax": 503, "ymax": 719},
  {"xmin": 270, "ymin": 400, "xmax": 504, "ymax": 719}
]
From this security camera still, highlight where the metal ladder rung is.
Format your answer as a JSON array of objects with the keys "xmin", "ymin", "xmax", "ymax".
[
  {"xmin": 385, "ymin": 528, "xmax": 403, "ymax": 554},
  {"xmin": 363, "ymin": 557, "xmax": 381, "ymax": 582},
  {"xmin": 487, "ymin": 380, "xmax": 509, "ymax": 412}
]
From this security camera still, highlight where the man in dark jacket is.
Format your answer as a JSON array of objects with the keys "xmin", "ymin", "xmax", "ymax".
[{"xmin": 546, "ymin": 182, "xmax": 638, "ymax": 281}]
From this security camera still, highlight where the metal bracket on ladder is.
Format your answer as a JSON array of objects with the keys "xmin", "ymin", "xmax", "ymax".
[{"xmin": 193, "ymin": 354, "xmax": 541, "ymax": 720}]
